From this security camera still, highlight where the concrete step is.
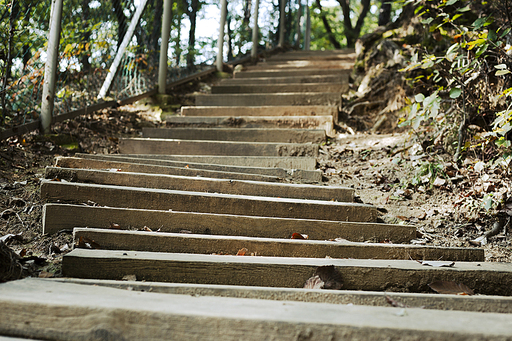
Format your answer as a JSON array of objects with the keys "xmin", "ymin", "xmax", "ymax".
[
  {"xmin": 118, "ymin": 138, "xmax": 319, "ymax": 157},
  {"xmin": 220, "ymin": 74, "xmax": 348, "ymax": 85},
  {"xmin": 4, "ymin": 278, "xmax": 512, "ymax": 340},
  {"xmin": 195, "ymin": 92, "xmax": 341, "ymax": 107},
  {"xmin": 142, "ymin": 127, "xmax": 326, "ymax": 143},
  {"xmin": 41, "ymin": 181, "xmax": 378, "ymax": 222},
  {"xmin": 48, "ymin": 277, "xmax": 512, "ymax": 314},
  {"xmin": 67, "ymin": 155, "xmax": 323, "ymax": 183},
  {"xmin": 246, "ymin": 60, "xmax": 354, "ymax": 70},
  {"xmin": 233, "ymin": 68, "xmax": 350, "ymax": 79},
  {"xmin": 95, "ymin": 154, "xmax": 318, "ymax": 170},
  {"xmin": 62, "ymin": 249, "xmax": 512, "ymax": 296},
  {"xmin": 165, "ymin": 116, "xmax": 334, "ymax": 135},
  {"xmin": 54, "ymin": 157, "xmax": 283, "ymax": 182},
  {"xmin": 43, "ymin": 204, "xmax": 413, "ymax": 242},
  {"xmin": 211, "ymin": 83, "xmax": 348, "ymax": 94},
  {"xmin": 73, "ymin": 228, "xmax": 483, "ymax": 262},
  {"xmin": 44, "ymin": 167, "xmax": 353, "ymax": 201}
]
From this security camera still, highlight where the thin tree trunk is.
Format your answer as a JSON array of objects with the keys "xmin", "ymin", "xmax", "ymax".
[
  {"xmin": 186, "ymin": 0, "xmax": 199, "ymax": 69},
  {"xmin": 315, "ymin": 0, "xmax": 341, "ymax": 49},
  {"xmin": 112, "ymin": 0, "xmax": 128, "ymax": 52},
  {"xmin": 1, "ymin": 0, "xmax": 18, "ymax": 122},
  {"xmin": 337, "ymin": 0, "xmax": 371, "ymax": 47},
  {"xmin": 227, "ymin": 15, "xmax": 234, "ymax": 61},
  {"xmin": 81, "ymin": 0, "xmax": 91, "ymax": 71},
  {"xmin": 378, "ymin": 0, "xmax": 391, "ymax": 26},
  {"xmin": 149, "ymin": 0, "xmax": 163, "ymax": 66}
]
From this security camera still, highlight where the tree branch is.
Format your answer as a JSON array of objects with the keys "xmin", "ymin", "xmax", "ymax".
[{"xmin": 315, "ymin": 0, "xmax": 342, "ymax": 49}]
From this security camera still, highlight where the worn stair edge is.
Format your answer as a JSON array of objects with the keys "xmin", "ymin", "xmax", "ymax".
[
  {"xmin": 54, "ymin": 157, "xmax": 284, "ymax": 183},
  {"xmin": 244, "ymin": 62, "xmax": 354, "ymax": 71},
  {"xmin": 43, "ymin": 204, "xmax": 413, "ymax": 242},
  {"xmin": 118, "ymin": 138, "xmax": 319, "ymax": 157},
  {"xmin": 220, "ymin": 75, "xmax": 348, "ymax": 85},
  {"xmin": 210, "ymin": 83, "xmax": 349, "ymax": 94},
  {"xmin": 180, "ymin": 105, "xmax": 338, "ymax": 117},
  {"xmin": 59, "ymin": 156, "xmax": 322, "ymax": 183},
  {"xmin": 3, "ymin": 279, "xmax": 512, "ymax": 341},
  {"xmin": 62, "ymin": 249, "xmax": 512, "ymax": 296},
  {"xmin": 142, "ymin": 127, "xmax": 327, "ymax": 144},
  {"xmin": 45, "ymin": 167, "xmax": 353, "ymax": 202},
  {"xmin": 164, "ymin": 115, "xmax": 335, "ymax": 135},
  {"xmin": 73, "ymin": 228, "xmax": 484, "ymax": 262},
  {"xmin": 234, "ymin": 68, "xmax": 351, "ymax": 78},
  {"xmin": 99, "ymin": 154, "xmax": 318, "ymax": 170},
  {"xmin": 51, "ymin": 278, "xmax": 512, "ymax": 314},
  {"xmin": 195, "ymin": 92, "xmax": 341, "ymax": 107},
  {"xmin": 40, "ymin": 181, "xmax": 378, "ymax": 222}
]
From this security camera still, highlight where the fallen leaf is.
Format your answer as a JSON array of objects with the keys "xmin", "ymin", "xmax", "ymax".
[
  {"xmin": 236, "ymin": 248, "xmax": 248, "ymax": 256},
  {"xmin": 428, "ymin": 280, "xmax": 474, "ymax": 295},
  {"xmin": 19, "ymin": 249, "xmax": 27, "ymax": 257},
  {"xmin": 179, "ymin": 230, "xmax": 192, "ymax": 234},
  {"xmin": 143, "ymin": 226, "xmax": 152, "ymax": 232},
  {"xmin": 76, "ymin": 236, "xmax": 101, "ymax": 249},
  {"xmin": 433, "ymin": 177, "xmax": 446, "ymax": 187},
  {"xmin": 291, "ymin": 233, "xmax": 308, "ymax": 239},
  {"xmin": 469, "ymin": 235, "xmax": 487, "ymax": 246},
  {"xmin": 0, "ymin": 233, "xmax": 23, "ymax": 243},
  {"xmin": 122, "ymin": 274, "xmax": 137, "ymax": 281},
  {"xmin": 418, "ymin": 260, "xmax": 455, "ymax": 267},
  {"xmin": 385, "ymin": 295, "xmax": 408, "ymax": 308},
  {"xmin": 39, "ymin": 271, "xmax": 54, "ymax": 278},
  {"xmin": 304, "ymin": 265, "xmax": 343, "ymax": 290},
  {"xmin": 110, "ymin": 222, "xmax": 121, "ymax": 229}
]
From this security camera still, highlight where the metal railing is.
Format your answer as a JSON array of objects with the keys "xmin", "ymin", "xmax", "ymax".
[{"xmin": 0, "ymin": 0, "xmax": 307, "ymax": 139}]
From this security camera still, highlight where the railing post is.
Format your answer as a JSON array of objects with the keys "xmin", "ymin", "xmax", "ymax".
[
  {"xmin": 278, "ymin": 0, "xmax": 285, "ymax": 47},
  {"xmin": 40, "ymin": 0, "xmax": 63, "ymax": 134},
  {"xmin": 158, "ymin": 0, "xmax": 173, "ymax": 94},
  {"xmin": 216, "ymin": 0, "xmax": 228, "ymax": 72},
  {"xmin": 305, "ymin": 0, "xmax": 311, "ymax": 50},
  {"xmin": 251, "ymin": 0, "xmax": 260, "ymax": 60}
]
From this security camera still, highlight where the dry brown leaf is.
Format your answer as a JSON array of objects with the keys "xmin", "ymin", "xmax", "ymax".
[
  {"xmin": 304, "ymin": 265, "xmax": 343, "ymax": 290},
  {"xmin": 143, "ymin": 226, "xmax": 152, "ymax": 232},
  {"xmin": 110, "ymin": 222, "xmax": 121, "ymax": 229},
  {"xmin": 76, "ymin": 236, "xmax": 101, "ymax": 249},
  {"xmin": 236, "ymin": 248, "xmax": 248, "ymax": 256},
  {"xmin": 428, "ymin": 280, "xmax": 474, "ymax": 295},
  {"xmin": 291, "ymin": 233, "xmax": 308, "ymax": 239}
]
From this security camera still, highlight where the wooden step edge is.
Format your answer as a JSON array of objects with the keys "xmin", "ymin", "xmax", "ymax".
[
  {"xmin": 43, "ymin": 204, "xmax": 414, "ymax": 243},
  {"xmin": 47, "ymin": 278, "xmax": 512, "ymax": 314},
  {"xmin": 62, "ymin": 249, "xmax": 512, "ymax": 296},
  {"xmin": 2, "ymin": 278, "xmax": 512, "ymax": 340},
  {"xmin": 72, "ymin": 228, "xmax": 484, "ymax": 262}
]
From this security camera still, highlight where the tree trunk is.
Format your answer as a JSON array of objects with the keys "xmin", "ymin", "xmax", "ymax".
[
  {"xmin": 183, "ymin": 0, "xmax": 199, "ymax": 69},
  {"xmin": 1, "ymin": 0, "xmax": 18, "ymax": 121},
  {"xmin": 112, "ymin": 0, "xmax": 129, "ymax": 52},
  {"xmin": 175, "ymin": 13, "xmax": 182, "ymax": 66},
  {"xmin": 149, "ymin": 0, "xmax": 163, "ymax": 66},
  {"xmin": 314, "ymin": 0, "xmax": 341, "ymax": 49},
  {"xmin": 227, "ymin": 15, "xmax": 234, "ymax": 61},
  {"xmin": 337, "ymin": 0, "xmax": 371, "ymax": 48},
  {"xmin": 81, "ymin": 0, "xmax": 91, "ymax": 72},
  {"xmin": 378, "ymin": 0, "xmax": 391, "ymax": 26}
]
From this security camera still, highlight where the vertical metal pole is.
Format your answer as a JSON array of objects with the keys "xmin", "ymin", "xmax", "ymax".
[
  {"xmin": 305, "ymin": 0, "xmax": 311, "ymax": 50},
  {"xmin": 278, "ymin": 0, "xmax": 285, "ymax": 47},
  {"xmin": 216, "ymin": 0, "xmax": 228, "ymax": 72},
  {"xmin": 251, "ymin": 0, "xmax": 260, "ymax": 60},
  {"xmin": 158, "ymin": 0, "xmax": 172, "ymax": 94},
  {"xmin": 40, "ymin": 0, "xmax": 63, "ymax": 134}
]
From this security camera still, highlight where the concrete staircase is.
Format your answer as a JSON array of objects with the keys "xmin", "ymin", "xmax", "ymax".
[{"xmin": 2, "ymin": 49, "xmax": 512, "ymax": 340}]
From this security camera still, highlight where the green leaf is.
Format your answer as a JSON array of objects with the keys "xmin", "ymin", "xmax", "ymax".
[
  {"xmin": 495, "ymin": 64, "xmax": 508, "ymax": 70},
  {"xmin": 421, "ymin": 17, "xmax": 434, "ymax": 25},
  {"xmin": 457, "ymin": 5, "xmax": 471, "ymax": 12},
  {"xmin": 445, "ymin": 0, "xmax": 458, "ymax": 5},
  {"xmin": 500, "ymin": 28, "xmax": 511, "ymax": 38},
  {"xmin": 415, "ymin": 93, "xmax": 425, "ymax": 102},
  {"xmin": 488, "ymin": 30, "xmax": 497, "ymax": 41},
  {"xmin": 450, "ymin": 88, "xmax": 462, "ymax": 98},
  {"xmin": 472, "ymin": 17, "xmax": 487, "ymax": 29},
  {"xmin": 496, "ymin": 70, "xmax": 511, "ymax": 76},
  {"xmin": 475, "ymin": 44, "xmax": 488, "ymax": 58},
  {"xmin": 496, "ymin": 138, "xmax": 511, "ymax": 148}
]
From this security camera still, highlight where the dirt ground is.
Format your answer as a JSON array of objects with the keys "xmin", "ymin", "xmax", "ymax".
[{"xmin": 0, "ymin": 78, "xmax": 510, "ymax": 282}]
